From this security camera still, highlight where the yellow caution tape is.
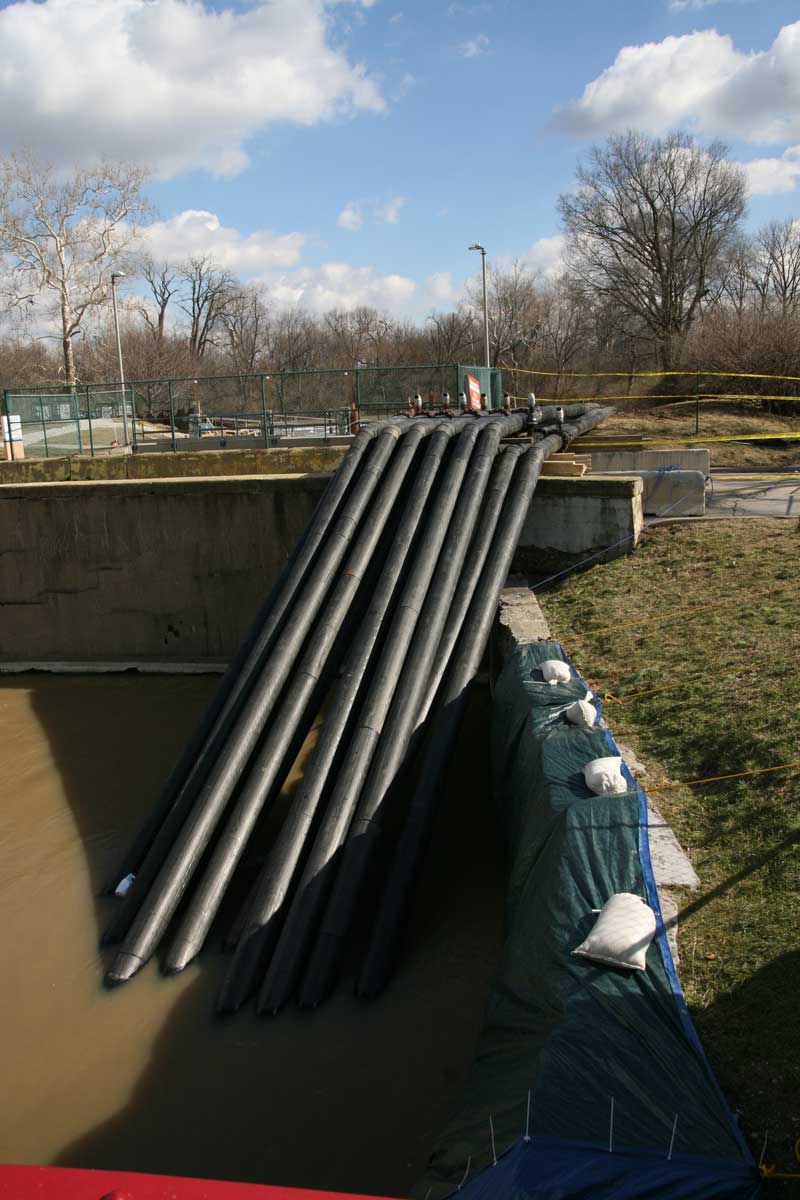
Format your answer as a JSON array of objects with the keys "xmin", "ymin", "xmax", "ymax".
[
  {"xmin": 573, "ymin": 433, "xmax": 800, "ymax": 446},
  {"xmin": 505, "ymin": 365, "xmax": 800, "ymax": 383}
]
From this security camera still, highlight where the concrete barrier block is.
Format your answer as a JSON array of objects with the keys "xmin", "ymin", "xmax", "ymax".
[
  {"xmin": 638, "ymin": 469, "xmax": 706, "ymax": 516},
  {"xmin": 590, "ymin": 447, "xmax": 710, "ymax": 476}
]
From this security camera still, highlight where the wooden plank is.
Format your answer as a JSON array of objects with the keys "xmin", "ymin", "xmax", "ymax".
[{"xmin": 540, "ymin": 461, "xmax": 588, "ymax": 477}]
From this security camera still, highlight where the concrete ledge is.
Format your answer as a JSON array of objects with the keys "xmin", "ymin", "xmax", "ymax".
[{"xmin": 0, "ymin": 444, "xmax": 348, "ymax": 484}]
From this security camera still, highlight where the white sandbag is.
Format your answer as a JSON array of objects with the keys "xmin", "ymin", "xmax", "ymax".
[
  {"xmin": 582, "ymin": 756, "xmax": 627, "ymax": 795},
  {"xmin": 573, "ymin": 893, "xmax": 656, "ymax": 971},
  {"xmin": 566, "ymin": 698, "xmax": 597, "ymax": 728},
  {"xmin": 540, "ymin": 658, "xmax": 571, "ymax": 686}
]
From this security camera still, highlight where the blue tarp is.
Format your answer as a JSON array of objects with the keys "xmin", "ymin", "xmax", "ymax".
[{"xmin": 414, "ymin": 642, "xmax": 760, "ymax": 1200}]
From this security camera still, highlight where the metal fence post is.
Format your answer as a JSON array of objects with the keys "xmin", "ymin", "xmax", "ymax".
[
  {"xmin": 695, "ymin": 373, "xmax": 701, "ymax": 435},
  {"xmin": 2, "ymin": 390, "xmax": 11, "ymax": 462},
  {"xmin": 131, "ymin": 385, "xmax": 138, "ymax": 450},
  {"xmin": 85, "ymin": 385, "xmax": 94, "ymax": 456},
  {"xmin": 39, "ymin": 396, "xmax": 49, "ymax": 458},
  {"xmin": 355, "ymin": 367, "xmax": 361, "ymax": 415},
  {"xmin": 74, "ymin": 389, "xmax": 83, "ymax": 454},
  {"xmin": 168, "ymin": 381, "xmax": 177, "ymax": 452},
  {"xmin": 260, "ymin": 374, "xmax": 270, "ymax": 448}
]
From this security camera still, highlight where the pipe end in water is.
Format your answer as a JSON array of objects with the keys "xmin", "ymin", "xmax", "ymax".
[{"xmin": 105, "ymin": 952, "xmax": 144, "ymax": 986}]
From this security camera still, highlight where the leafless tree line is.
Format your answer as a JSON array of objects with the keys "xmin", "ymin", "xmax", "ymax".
[{"xmin": 2, "ymin": 137, "xmax": 800, "ymax": 413}]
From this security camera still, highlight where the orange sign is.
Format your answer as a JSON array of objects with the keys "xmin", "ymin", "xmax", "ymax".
[{"xmin": 465, "ymin": 374, "xmax": 482, "ymax": 412}]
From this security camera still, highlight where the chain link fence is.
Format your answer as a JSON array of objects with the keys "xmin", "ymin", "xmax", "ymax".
[{"xmin": 3, "ymin": 364, "xmax": 497, "ymax": 459}]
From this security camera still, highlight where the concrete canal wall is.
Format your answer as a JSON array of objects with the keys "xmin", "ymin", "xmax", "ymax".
[{"xmin": 0, "ymin": 462, "xmax": 642, "ymax": 665}]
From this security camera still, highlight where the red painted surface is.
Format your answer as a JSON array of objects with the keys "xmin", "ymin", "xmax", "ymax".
[{"xmin": 0, "ymin": 1165, "xmax": 398, "ymax": 1200}]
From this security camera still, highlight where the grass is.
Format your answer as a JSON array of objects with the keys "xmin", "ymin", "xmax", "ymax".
[
  {"xmin": 595, "ymin": 402, "xmax": 800, "ymax": 469},
  {"xmin": 540, "ymin": 519, "xmax": 800, "ymax": 1182}
]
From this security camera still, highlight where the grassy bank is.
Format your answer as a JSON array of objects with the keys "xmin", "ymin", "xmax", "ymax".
[{"xmin": 540, "ymin": 519, "xmax": 800, "ymax": 1181}]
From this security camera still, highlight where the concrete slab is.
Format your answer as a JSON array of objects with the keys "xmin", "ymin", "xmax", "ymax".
[
  {"xmin": 646, "ymin": 800, "xmax": 700, "ymax": 889},
  {"xmin": 589, "ymin": 447, "xmax": 711, "ymax": 476}
]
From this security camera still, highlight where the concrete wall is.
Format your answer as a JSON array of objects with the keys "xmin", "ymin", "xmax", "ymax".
[
  {"xmin": 514, "ymin": 474, "xmax": 643, "ymax": 576},
  {"xmin": 0, "ymin": 444, "xmax": 347, "ymax": 486},
  {"xmin": 0, "ymin": 470, "xmax": 643, "ymax": 665},
  {"xmin": 0, "ymin": 474, "xmax": 327, "ymax": 662}
]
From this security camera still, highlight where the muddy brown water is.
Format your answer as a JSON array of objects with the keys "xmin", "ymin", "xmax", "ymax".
[{"xmin": 0, "ymin": 675, "xmax": 505, "ymax": 1197}]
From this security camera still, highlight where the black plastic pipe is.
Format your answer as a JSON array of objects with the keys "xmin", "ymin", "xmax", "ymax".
[
  {"xmin": 105, "ymin": 424, "xmax": 406, "ymax": 981},
  {"xmin": 255, "ymin": 416, "xmax": 498, "ymax": 1014},
  {"xmin": 162, "ymin": 420, "xmax": 439, "ymax": 974},
  {"xmin": 357, "ymin": 411, "xmax": 614, "ymax": 998},
  {"xmin": 104, "ymin": 422, "xmax": 391, "ymax": 893},
  {"xmin": 218, "ymin": 418, "xmax": 472, "ymax": 1013},
  {"xmin": 297, "ymin": 413, "xmax": 526, "ymax": 1007}
]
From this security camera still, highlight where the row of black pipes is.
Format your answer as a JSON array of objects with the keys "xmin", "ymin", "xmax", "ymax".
[{"xmin": 103, "ymin": 403, "xmax": 611, "ymax": 1012}]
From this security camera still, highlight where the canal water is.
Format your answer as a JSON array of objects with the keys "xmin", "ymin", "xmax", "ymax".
[{"xmin": 0, "ymin": 674, "xmax": 505, "ymax": 1198}]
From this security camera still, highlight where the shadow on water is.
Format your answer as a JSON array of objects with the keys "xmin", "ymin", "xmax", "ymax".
[{"xmin": 0, "ymin": 674, "xmax": 506, "ymax": 1197}]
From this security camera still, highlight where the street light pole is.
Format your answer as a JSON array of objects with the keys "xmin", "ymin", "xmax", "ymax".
[
  {"xmin": 468, "ymin": 242, "xmax": 490, "ymax": 370},
  {"xmin": 110, "ymin": 271, "xmax": 128, "ymax": 447}
]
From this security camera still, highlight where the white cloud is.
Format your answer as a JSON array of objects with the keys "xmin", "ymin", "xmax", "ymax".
[
  {"xmin": 668, "ymin": 0, "xmax": 724, "ymax": 10},
  {"xmin": 337, "ymin": 202, "xmax": 364, "ymax": 231},
  {"xmin": 266, "ymin": 262, "xmax": 416, "ymax": 312},
  {"xmin": 426, "ymin": 271, "xmax": 461, "ymax": 306},
  {"xmin": 143, "ymin": 210, "xmax": 306, "ymax": 271},
  {"xmin": 736, "ymin": 146, "xmax": 800, "ymax": 195},
  {"xmin": 0, "ymin": 0, "xmax": 384, "ymax": 179},
  {"xmin": 554, "ymin": 21, "xmax": 800, "ymax": 146},
  {"xmin": 375, "ymin": 196, "xmax": 406, "ymax": 224},
  {"xmin": 459, "ymin": 33, "xmax": 489, "ymax": 58},
  {"xmin": 523, "ymin": 233, "xmax": 566, "ymax": 277}
]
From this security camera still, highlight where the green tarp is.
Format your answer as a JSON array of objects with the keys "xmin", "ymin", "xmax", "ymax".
[{"xmin": 414, "ymin": 641, "xmax": 759, "ymax": 1200}]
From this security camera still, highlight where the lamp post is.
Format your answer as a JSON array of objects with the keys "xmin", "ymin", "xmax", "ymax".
[
  {"xmin": 468, "ymin": 242, "xmax": 490, "ymax": 370},
  {"xmin": 110, "ymin": 271, "xmax": 128, "ymax": 446}
]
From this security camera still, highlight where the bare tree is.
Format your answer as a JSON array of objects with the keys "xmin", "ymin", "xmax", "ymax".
[
  {"xmin": 559, "ymin": 131, "xmax": 746, "ymax": 369},
  {"xmin": 538, "ymin": 274, "xmax": 591, "ymax": 381},
  {"xmin": 756, "ymin": 218, "xmax": 800, "ymax": 316},
  {"xmin": 138, "ymin": 257, "xmax": 181, "ymax": 345},
  {"xmin": 426, "ymin": 308, "xmax": 476, "ymax": 364},
  {"xmin": 324, "ymin": 306, "xmax": 394, "ymax": 367},
  {"xmin": 177, "ymin": 256, "xmax": 235, "ymax": 359},
  {"xmin": 220, "ymin": 285, "xmax": 272, "ymax": 375},
  {"xmin": 0, "ymin": 152, "xmax": 151, "ymax": 389},
  {"xmin": 468, "ymin": 261, "xmax": 541, "ymax": 368}
]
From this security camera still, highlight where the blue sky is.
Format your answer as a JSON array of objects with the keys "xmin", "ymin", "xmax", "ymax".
[{"xmin": 1, "ymin": 0, "xmax": 800, "ymax": 316}]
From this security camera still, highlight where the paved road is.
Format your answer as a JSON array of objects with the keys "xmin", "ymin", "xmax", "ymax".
[{"xmin": 706, "ymin": 474, "xmax": 800, "ymax": 518}]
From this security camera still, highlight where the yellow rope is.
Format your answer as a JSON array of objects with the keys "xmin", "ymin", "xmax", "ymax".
[
  {"xmin": 567, "ymin": 590, "xmax": 789, "ymax": 640},
  {"xmin": 648, "ymin": 761, "xmax": 800, "ymax": 792}
]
